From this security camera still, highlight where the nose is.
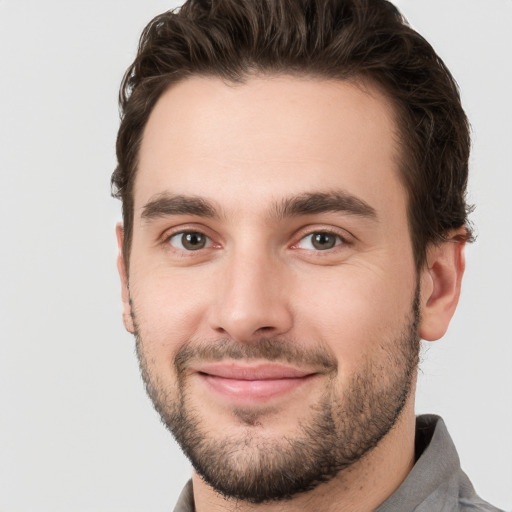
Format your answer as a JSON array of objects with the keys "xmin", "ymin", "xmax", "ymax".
[{"xmin": 208, "ymin": 248, "xmax": 294, "ymax": 342}]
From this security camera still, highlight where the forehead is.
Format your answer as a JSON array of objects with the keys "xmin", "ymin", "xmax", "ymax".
[{"xmin": 134, "ymin": 75, "xmax": 405, "ymax": 220}]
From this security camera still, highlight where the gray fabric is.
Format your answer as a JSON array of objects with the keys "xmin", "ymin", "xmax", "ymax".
[
  {"xmin": 375, "ymin": 415, "xmax": 504, "ymax": 512},
  {"xmin": 174, "ymin": 480, "xmax": 195, "ymax": 512},
  {"xmin": 173, "ymin": 415, "xmax": 504, "ymax": 512}
]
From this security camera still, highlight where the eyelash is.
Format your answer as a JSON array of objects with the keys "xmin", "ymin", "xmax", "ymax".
[
  {"xmin": 292, "ymin": 230, "xmax": 348, "ymax": 252},
  {"xmin": 165, "ymin": 230, "xmax": 217, "ymax": 253},
  {"xmin": 163, "ymin": 227, "xmax": 351, "ymax": 254}
]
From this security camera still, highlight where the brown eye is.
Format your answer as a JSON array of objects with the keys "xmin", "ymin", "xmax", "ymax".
[
  {"xmin": 311, "ymin": 233, "xmax": 337, "ymax": 250},
  {"xmin": 169, "ymin": 231, "xmax": 209, "ymax": 251},
  {"xmin": 297, "ymin": 232, "xmax": 342, "ymax": 251}
]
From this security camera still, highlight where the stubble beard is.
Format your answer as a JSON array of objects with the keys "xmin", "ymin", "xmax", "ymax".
[{"xmin": 133, "ymin": 287, "xmax": 421, "ymax": 504}]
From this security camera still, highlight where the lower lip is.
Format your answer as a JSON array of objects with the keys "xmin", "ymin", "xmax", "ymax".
[{"xmin": 199, "ymin": 374, "xmax": 315, "ymax": 403}]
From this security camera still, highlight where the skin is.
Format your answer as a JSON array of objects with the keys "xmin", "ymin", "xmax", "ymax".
[{"xmin": 116, "ymin": 76, "xmax": 465, "ymax": 512}]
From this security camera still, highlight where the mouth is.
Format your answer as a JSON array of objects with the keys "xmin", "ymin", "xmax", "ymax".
[{"xmin": 194, "ymin": 362, "xmax": 319, "ymax": 403}]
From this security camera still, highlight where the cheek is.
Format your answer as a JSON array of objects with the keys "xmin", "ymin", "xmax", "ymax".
[
  {"xmin": 294, "ymin": 263, "xmax": 416, "ymax": 373},
  {"xmin": 129, "ymin": 269, "xmax": 213, "ymax": 363}
]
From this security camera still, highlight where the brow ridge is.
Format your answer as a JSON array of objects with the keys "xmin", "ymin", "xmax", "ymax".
[
  {"xmin": 140, "ymin": 190, "xmax": 377, "ymax": 223},
  {"xmin": 274, "ymin": 191, "xmax": 377, "ymax": 220},
  {"xmin": 141, "ymin": 193, "xmax": 219, "ymax": 221}
]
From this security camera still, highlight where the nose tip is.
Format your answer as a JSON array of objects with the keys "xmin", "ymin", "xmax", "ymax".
[
  {"xmin": 208, "ymin": 259, "xmax": 293, "ymax": 343},
  {"xmin": 212, "ymin": 310, "xmax": 285, "ymax": 342}
]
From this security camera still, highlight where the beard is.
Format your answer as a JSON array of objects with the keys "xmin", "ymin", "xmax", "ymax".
[{"xmin": 133, "ymin": 286, "xmax": 421, "ymax": 504}]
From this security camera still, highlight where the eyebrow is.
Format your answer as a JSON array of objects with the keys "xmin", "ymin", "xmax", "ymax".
[
  {"xmin": 141, "ymin": 194, "xmax": 220, "ymax": 221},
  {"xmin": 274, "ymin": 191, "xmax": 377, "ymax": 220},
  {"xmin": 140, "ymin": 190, "xmax": 377, "ymax": 222}
]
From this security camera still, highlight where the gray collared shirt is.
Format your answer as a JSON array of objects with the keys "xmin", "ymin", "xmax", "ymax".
[{"xmin": 173, "ymin": 415, "xmax": 504, "ymax": 511}]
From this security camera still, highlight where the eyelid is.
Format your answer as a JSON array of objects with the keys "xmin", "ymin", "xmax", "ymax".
[
  {"xmin": 160, "ymin": 224, "xmax": 222, "ymax": 251},
  {"xmin": 290, "ymin": 226, "xmax": 354, "ymax": 250},
  {"xmin": 168, "ymin": 231, "xmax": 212, "ymax": 250}
]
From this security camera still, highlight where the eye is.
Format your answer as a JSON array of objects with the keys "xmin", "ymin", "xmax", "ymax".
[
  {"xmin": 296, "ymin": 231, "xmax": 343, "ymax": 251},
  {"xmin": 168, "ymin": 231, "xmax": 210, "ymax": 251}
]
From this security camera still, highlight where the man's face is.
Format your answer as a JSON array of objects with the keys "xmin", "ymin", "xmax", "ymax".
[{"xmin": 120, "ymin": 76, "xmax": 423, "ymax": 502}]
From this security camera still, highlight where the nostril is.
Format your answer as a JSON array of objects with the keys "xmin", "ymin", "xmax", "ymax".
[{"xmin": 257, "ymin": 326, "xmax": 274, "ymax": 333}]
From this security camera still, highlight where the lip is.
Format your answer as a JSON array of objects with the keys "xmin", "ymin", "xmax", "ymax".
[
  {"xmin": 194, "ymin": 362, "xmax": 318, "ymax": 403},
  {"xmin": 197, "ymin": 362, "xmax": 314, "ymax": 380}
]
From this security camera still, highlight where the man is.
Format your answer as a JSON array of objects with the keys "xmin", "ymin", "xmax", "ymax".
[{"xmin": 111, "ymin": 0, "xmax": 503, "ymax": 510}]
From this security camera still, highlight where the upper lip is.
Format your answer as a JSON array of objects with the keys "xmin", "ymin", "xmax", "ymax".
[{"xmin": 195, "ymin": 362, "xmax": 316, "ymax": 380}]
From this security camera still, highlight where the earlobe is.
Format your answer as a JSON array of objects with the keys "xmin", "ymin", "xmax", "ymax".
[
  {"xmin": 419, "ymin": 232, "xmax": 466, "ymax": 341},
  {"xmin": 116, "ymin": 223, "xmax": 135, "ymax": 334}
]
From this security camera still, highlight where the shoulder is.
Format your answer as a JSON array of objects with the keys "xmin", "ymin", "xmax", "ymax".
[{"xmin": 457, "ymin": 473, "xmax": 506, "ymax": 512}]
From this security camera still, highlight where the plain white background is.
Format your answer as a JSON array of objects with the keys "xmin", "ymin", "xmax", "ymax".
[{"xmin": 0, "ymin": 1, "xmax": 510, "ymax": 510}]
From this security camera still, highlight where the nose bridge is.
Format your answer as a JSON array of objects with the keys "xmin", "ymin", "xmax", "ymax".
[{"xmin": 210, "ymin": 239, "xmax": 293, "ymax": 341}]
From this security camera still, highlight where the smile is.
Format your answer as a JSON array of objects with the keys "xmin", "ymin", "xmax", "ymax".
[{"xmin": 195, "ymin": 362, "xmax": 318, "ymax": 403}]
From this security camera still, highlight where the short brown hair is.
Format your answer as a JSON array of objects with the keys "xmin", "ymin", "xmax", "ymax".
[{"xmin": 112, "ymin": 0, "xmax": 473, "ymax": 269}]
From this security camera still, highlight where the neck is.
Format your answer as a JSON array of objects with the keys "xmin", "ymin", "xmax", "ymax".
[{"xmin": 192, "ymin": 397, "xmax": 417, "ymax": 512}]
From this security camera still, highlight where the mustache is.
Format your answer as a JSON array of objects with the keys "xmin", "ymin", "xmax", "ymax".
[{"xmin": 173, "ymin": 337, "xmax": 338, "ymax": 375}]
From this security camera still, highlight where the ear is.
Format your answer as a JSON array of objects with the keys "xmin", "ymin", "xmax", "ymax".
[
  {"xmin": 116, "ymin": 223, "xmax": 135, "ymax": 333},
  {"xmin": 419, "ymin": 231, "xmax": 466, "ymax": 341}
]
